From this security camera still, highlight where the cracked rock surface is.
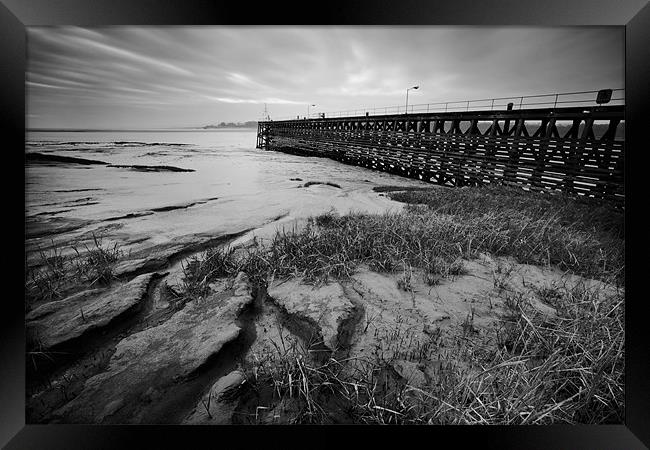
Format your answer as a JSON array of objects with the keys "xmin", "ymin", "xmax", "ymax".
[
  {"xmin": 27, "ymin": 273, "xmax": 156, "ymax": 350},
  {"xmin": 52, "ymin": 272, "xmax": 253, "ymax": 423},
  {"xmin": 268, "ymin": 279, "xmax": 356, "ymax": 351}
]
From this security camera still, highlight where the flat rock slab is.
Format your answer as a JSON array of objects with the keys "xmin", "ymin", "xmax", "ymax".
[
  {"xmin": 183, "ymin": 370, "xmax": 246, "ymax": 425},
  {"xmin": 112, "ymin": 256, "xmax": 168, "ymax": 278},
  {"xmin": 107, "ymin": 164, "xmax": 195, "ymax": 172},
  {"xmin": 26, "ymin": 216, "xmax": 92, "ymax": 240},
  {"xmin": 53, "ymin": 273, "xmax": 253, "ymax": 423},
  {"xmin": 26, "ymin": 289, "xmax": 105, "ymax": 321},
  {"xmin": 26, "ymin": 274, "xmax": 156, "ymax": 350},
  {"xmin": 26, "ymin": 152, "xmax": 107, "ymax": 165},
  {"xmin": 392, "ymin": 360, "xmax": 427, "ymax": 389},
  {"xmin": 268, "ymin": 279, "xmax": 355, "ymax": 351}
]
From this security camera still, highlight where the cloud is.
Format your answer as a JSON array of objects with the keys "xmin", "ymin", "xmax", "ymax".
[
  {"xmin": 27, "ymin": 81, "xmax": 71, "ymax": 90},
  {"xmin": 202, "ymin": 95, "xmax": 303, "ymax": 105},
  {"xmin": 67, "ymin": 36, "xmax": 193, "ymax": 77},
  {"xmin": 26, "ymin": 26, "xmax": 623, "ymax": 129}
]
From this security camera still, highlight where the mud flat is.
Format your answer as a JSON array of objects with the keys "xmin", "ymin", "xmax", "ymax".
[{"xmin": 25, "ymin": 184, "xmax": 624, "ymax": 425}]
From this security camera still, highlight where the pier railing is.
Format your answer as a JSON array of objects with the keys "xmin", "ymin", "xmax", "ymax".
[
  {"xmin": 272, "ymin": 89, "xmax": 625, "ymax": 120},
  {"xmin": 257, "ymin": 103, "xmax": 624, "ymax": 205}
]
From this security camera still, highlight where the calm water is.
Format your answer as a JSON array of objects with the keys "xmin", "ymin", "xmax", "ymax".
[{"xmin": 26, "ymin": 129, "xmax": 428, "ymax": 258}]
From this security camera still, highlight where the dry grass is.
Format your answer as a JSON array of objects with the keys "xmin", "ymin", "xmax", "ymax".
[
  {"xmin": 72, "ymin": 234, "xmax": 122, "ymax": 285},
  {"xmin": 25, "ymin": 234, "xmax": 123, "ymax": 308},
  {"xmin": 387, "ymin": 184, "xmax": 624, "ymax": 283},
  {"xmin": 149, "ymin": 184, "xmax": 626, "ymax": 424},
  {"xmin": 182, "ymin": 185, "xmax": 623, "ymax": 296},
  {"xmin": 237, "ymin": 279, "xmax": 623, "ymax": 424},
  {"xmin": 181, "ymin": 211, "xmax": 474, "ymax": 295},
  {"xmin": 180, "ymin": 246, "xmax": 238, "ymax": 299}
]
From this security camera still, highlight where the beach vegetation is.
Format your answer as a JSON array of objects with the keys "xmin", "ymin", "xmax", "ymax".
[
  {"xmin": 181, "ymin": 184, "xmax": 623, "ymax": 292},
  {"xmin": 235, "ymin": 278, "xmax": 623, "ymax": 424},
  {"xmin": 25, "ymin": 234, "xmax": 123, "ymax": 308},
  {"xmin": 180, "ymin": 184, "xmax": 624, "ymax": 425}
]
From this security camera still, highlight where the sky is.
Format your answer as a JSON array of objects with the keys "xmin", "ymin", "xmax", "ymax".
[{"xmin": 26, "ymin": 26, "xmax": 624, "ymax": 129}]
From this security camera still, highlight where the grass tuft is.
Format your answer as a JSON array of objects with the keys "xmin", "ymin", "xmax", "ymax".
[
  {"xmin": 25, "ymin": 234, "xmax": 123, "ymax": 308},
  {"xmin": 180, "ymin": 246, "xmax": 238, "ymax": 299},
  {"xmin": 72, "ymin": 234, "xmax": 122, "ymax": 285}
]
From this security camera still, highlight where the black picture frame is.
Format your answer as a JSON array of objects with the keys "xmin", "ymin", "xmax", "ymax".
[{"xmin": 3, "ymin": 0, "xmax": 648, "ymax": 448}]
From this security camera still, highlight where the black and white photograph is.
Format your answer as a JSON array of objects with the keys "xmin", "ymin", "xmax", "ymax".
[{"xmin": 23, "ymin": 24, "xmax": 627, "ymax": 427}]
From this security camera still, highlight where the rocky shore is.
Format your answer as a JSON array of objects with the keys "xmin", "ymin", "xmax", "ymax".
[{"xmin": 25, "ymin": 184, "xmax": 624, "ymax": 424}]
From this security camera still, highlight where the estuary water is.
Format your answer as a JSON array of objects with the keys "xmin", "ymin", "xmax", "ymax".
[{"xmin": 25, "ymin": 128, "xmax": 428, "ymax": 260}]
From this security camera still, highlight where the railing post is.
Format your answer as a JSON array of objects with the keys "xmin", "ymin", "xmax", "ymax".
[{"xmin": 503, "ymin": 102, "xmax": 514, "ymax": 134}]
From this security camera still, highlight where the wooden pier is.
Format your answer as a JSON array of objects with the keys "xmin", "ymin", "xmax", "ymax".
[{"xmin": 257, "ymin": 105, "xmax": 624, "ymax": 204}]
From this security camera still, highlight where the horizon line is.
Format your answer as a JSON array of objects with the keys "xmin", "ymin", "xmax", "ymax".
[{"xmin": 27, "ymin": 125, "xmax": 260, "ymax": 132}]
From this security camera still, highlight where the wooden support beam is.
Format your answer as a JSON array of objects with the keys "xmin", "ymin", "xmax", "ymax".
[{"xmin": 258, "ymin": 105, "xmax": 624, "ymax": 206}]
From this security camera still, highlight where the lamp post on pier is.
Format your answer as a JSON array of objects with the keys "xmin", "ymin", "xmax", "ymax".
[{"xmin": 405, "ymin": 86, "xmax": 419, "ymax": 114}]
